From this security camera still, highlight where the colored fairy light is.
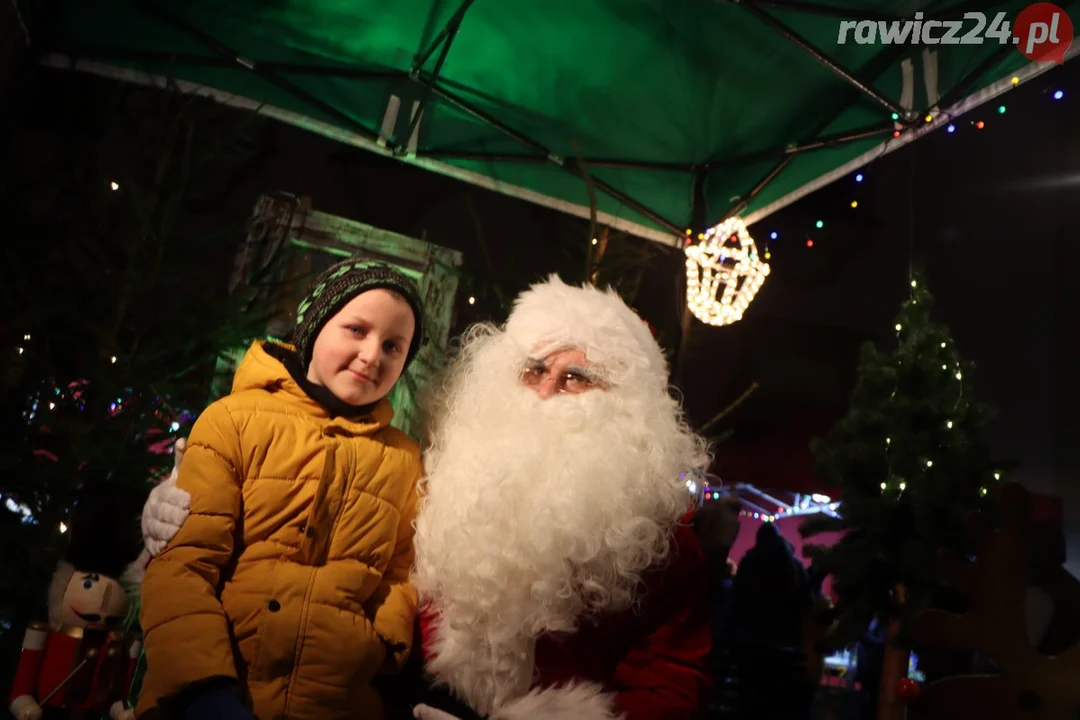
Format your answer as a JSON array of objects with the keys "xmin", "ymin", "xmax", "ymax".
[
  {"xmin": 998, "ymin": 105, "xmax": 1006, "ymax": 114},
  {"xmin": 855, "ymin": 173, "xmax": 864, "ymax": 182},
  {"xmin": 806, "ymin": 239, "xmax": 814, "ymax": 248},
  {"xmin": 976, "ymin": 121, "xmax": 985, "ymax": 129},
  {"xmin": 770, "ymin": 231, "xmax": 778, "ymax": 240},
  {"xmin": 1054, "ymin": 90, "xmax": 1064, "ymax": 100},
  {"xmin": 815, "ymin": 220, "xmax": 824, "ymax": 229},
  {"xmin": 947, "ymin": 124, "xmax": 955, "ymax": 133},
  {"xmin": 850, "ymin": 201, "xmax": 858, "ymax": 209}
]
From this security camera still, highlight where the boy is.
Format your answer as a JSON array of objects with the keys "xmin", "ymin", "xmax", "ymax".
[{"xmin": 137, "ymin": 261, "xmax": 425, "ymax": 720}]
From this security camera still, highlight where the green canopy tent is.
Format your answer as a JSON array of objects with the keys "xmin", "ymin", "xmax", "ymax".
[{"xmin": 27, "ymin": 0, "xmax": 1079, "ymax": 249}]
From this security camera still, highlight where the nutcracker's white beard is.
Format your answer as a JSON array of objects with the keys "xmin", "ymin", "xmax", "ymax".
[{"xmin": 413, "ymin": 325, "xmax": 708, "ymax": 715}]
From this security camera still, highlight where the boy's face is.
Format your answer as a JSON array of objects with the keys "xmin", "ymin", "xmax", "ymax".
[{"xmin": 306, "ymin": 288, "xmax": 416, "ymax": 406}]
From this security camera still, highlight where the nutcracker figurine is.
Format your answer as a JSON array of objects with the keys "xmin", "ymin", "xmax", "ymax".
[{"xmin": 9, "ymin": 482, "xmax": 145, "ymax": 720}]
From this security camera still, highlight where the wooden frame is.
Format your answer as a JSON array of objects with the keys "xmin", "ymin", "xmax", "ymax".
[{"xmin": 217, "ymin": 192, "xmax": 463, "ymax": 440}]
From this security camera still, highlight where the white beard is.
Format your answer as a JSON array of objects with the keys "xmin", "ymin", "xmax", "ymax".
[{"xmin": 413, "ymin": 326, "xmax": 708, "ymax": 716}]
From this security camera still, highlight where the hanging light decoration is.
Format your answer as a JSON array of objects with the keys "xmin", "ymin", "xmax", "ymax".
[{"xmin": 684, "ymin": 216, "xmax": 770, "ymax": 327}]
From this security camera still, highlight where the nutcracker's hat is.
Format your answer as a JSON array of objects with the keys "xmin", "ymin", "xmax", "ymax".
[{"xmin": 64, "ymin": 480, "xmax": 144, "ymax": 579}]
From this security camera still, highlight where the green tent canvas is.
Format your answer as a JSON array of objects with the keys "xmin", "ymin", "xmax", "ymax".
[{"xmin": 30, "ymin": 0, "xmax": 1080, "ymax": 246}]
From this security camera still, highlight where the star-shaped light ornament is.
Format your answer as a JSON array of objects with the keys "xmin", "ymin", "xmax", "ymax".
[{"xmin": 684, "ymin": 217, "xmax": 770, "ymax": 327}]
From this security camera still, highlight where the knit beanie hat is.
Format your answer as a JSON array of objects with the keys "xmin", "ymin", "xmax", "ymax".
[{"xmin": 292, "ymin": 260, "xmax": 425, "ymax": 368}]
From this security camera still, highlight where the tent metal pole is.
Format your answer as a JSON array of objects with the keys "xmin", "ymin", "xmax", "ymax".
[
  {"xmin": 750, "ymin": 0, "xmax": 900, "ymax": 21},
  {"xmin": 721, "ymin": 40, "xmax": 913, "ymax": 220},
  {"xmin": 412, "ymin": 0, "xmax": 476, "ymax": 73},
  {"xmin": 426, "ymin": 81, "xmax": 686, "ymax": 235},
  {"xmin": 735, "ymin": 0, "xmax": 915, "ymax": 122},
  {"xmin": 136, "ymin": 1, "xmax": 382, "ymax": 143},
  {"xmin": 400, "ymin": 0, "xmax": 475, "ymax": 153},
  {"xmin": 415, "ymin": 150, "xmax": 696, "ymax": 172},
  {"xmin": 934, "ymin": 44, "xmax": 1014, "ymax": 111},
  {"xmin": 705, "ymin": 122, "xmax": 895, "ymax": 171},
  {"xmin": 673, "ymin": 168, "xmax": 708, "ymax": 388}
]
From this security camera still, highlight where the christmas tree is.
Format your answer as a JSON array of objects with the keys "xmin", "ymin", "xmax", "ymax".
[
  {"xmin": 801, "ymin": 269, "xmax": 1006, "ymax": 648},
  {"xmin": 0, "ymin": 68, "xmax": 283, "ymax": 678}
]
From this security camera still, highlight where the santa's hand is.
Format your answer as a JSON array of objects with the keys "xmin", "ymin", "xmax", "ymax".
[
  {"xmin": 10, "ymin": 695, "xmax": 42, "ymax": 720},
  {"xmin": 142, "ymin": 438, "xmax": 191, "ymax": 556},
  {"xmin": 413, "ymin": 704, "xmax": 463, "ymax": 720}
]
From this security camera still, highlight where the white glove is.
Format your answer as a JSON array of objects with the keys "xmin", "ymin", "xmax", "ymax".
[
  {"xmin": 10, "ymin": 695, "xmax": 42, "ymax": 720},
  {"xmin": 109, "ymin": 700, "xmax": 135, "ymax": 720},
  {"xmin": 142, "ymin": 438, "xmax": 192, "ymax": 556},
  {"xmin": 413, "ymin": 705, "xmax": 463, "ymax": 720}
]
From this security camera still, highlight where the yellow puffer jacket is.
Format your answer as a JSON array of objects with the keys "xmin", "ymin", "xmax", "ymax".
[{"xmin": 138, "ymin": 341, "xmax": 422, "ymax": 720}]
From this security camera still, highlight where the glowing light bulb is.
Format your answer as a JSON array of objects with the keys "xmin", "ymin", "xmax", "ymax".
[
  {"xmin": 924, "ymin": 114, "xmax": 933, "ymax": 123},
  {"xmin": 998, "ymin": 105, "xmax": 1006, "ymax": 114},
  {"xmin": 591, "ymin": 238, "xmax": 598, "ymax": 245},
  {"xmin": 110, "ymin": 356, "xmax": 117, "ymax": 364},
  {"xmin": 770, "ymin": 231, "xmax": 778, "ymax": 240},
  {"xmin": 855, "ymin": 173, "xmax": 864, "ymax": 182},
  {"xmin": 764, "ymin": 251, "xmax": 771, "ymax": 260},
  {"xmin": 815, "ymin": 220, "xmax": 824, "ymax": 229},
  {"xmin": 806, "ymin": 239, "xmax": 814, "ymax": 248},
  {"xmin": 895, "ymin": 323, "xmax": 902, "ymax": 331},
  {"xmin": 946, "ymin": 420, "xmax": 953, "ymax": 429},
  {"xmin": 59, "ymin": 522, "xmax": 68, "ymax": 534},
  {"xmin": 23, "ymin": 334, "xmax": 29, "ymax": 340},
  {"xmin": 109, "ymin": 181, "xmax": 119, "ymax": 191},
  {"xmin": 891, "ymin": 112, "xmax": 900, "ymax": 121},
  {"xmin": 893, "ymin": 130, "xmax": 901, "ymax": 138},
  {"xmin": 1054, "ymin": 90, "xmax": 1064, "ymax": 100},
  {"xmin": 1011, "ymin": 76, "xmax": 1020, "ymax": 85},
  {"xmin": 926, "ymin": 460, "xmax": 933, "ymax": 468},
  {"xmin": 850, "ymin": 201, "xmax": 858, "ymax": 209},
  {"xmin": 48, "ymin": 402, "xmax": 55, "ymax": 410},
  {"xmin": 880, "ymin": 482, "xmax": 887, "ymax": 490},
  {"xmin": 886, "ymin": 437, "xmax": 891, "ymax": 445},
  {"xmin": 994, "ymin": 472, "xmax": 1001, "ymax": 480},
  {"xmin": 467, "ymin": 296, "xmax": 475, "ymax": 305},
  {"xmin": 941, "ymin": 342, "xmax": 946, "ymax": 348},
  {"xmin": 980, "ymin": 487, "xmax": 988, "ymax": 496},
  {"xmin": 955, "ymin": 372, "xmax": 962, "ymax": 380},
  {"xmin": 17, "ymin": 347, "xmax": 23, "ymax": 355},
  {"xmin": 976, "ymin": 121, "xmax": 985, "ymax": 130},
  {"xmin": 170, "ymin": 421, "xmax": 181, "ymax": 432},
  {"xmin": 911, "ymin": 279, "xmax": 917, "ymax": 287},
  {"xmin": 942, "ymin": 364, "xmax": 947, "ymax": 370},
  {"xmin": 899, "ymin": 482, "xmax": 906, "ymax": 491},
  {"xmin": 947, "ymin": 124, "xmax": 956, "ymax": 133}
]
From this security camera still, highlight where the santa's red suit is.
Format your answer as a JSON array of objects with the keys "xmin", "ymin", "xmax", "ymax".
[{"xmin": 417, "ymin": 516, "xmax": 711, "ymax": 720}]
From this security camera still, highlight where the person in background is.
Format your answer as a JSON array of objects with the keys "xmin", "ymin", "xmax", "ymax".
[{"xmin": 137, "ymin": 261, "xmax": 426, "ymax": 720}]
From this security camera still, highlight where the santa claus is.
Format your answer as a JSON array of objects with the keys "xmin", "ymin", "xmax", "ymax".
[{"xmin": 141, "ymin": 276, "xmax": 713, "ymax": 720}]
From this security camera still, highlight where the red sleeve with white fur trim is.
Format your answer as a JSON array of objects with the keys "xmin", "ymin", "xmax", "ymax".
[{"xmin": 610, "ymin": 516, "xmax": 712, "ymax": 720}]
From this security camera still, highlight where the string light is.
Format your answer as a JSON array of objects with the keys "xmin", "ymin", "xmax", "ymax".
[
  {"xmin": 946, "ymin": 420, "xmax": 953, "ymax": 429},
  {"xmin": 23, "ymin": 334, "xmax": 29, "ymax": 340},
  {"xmin": 975, "ymin": 121, "xmax": 985, "ymax": 129},
  {"xmin": 17, "ymin": 347, "xmax": 23, "ymax": 354},
  {"xmin": 1011, "ymin": 76, "xmax": 1020, "ymax": 85},
  {"xmin": 855, "ymin": 173, "xmax": 864, "ymax": 182},
  {"xmin": 591, "ymin": 238, "xmax": 598, "ymax": 245},
  {"xmin": 815, "ymin": 220, "xmax": 824, "ymax": 228},
  {"xmin": 994, "ymin": 472, "xmax": 1001, "ymax": 480},
  {"xmin": 926, "ymin": 460, "xmax": 933, "ymax": 468},
  {"xmin": 109, "ymin": 181, "xmax": 119, "ymax": 191},
  {"xmin": 1054, "ymin": 90, "xmax": 1064, "ymax": 100},
  {"xmin": 467, "ymin": 296, "xmax": 475, "ymax": 305},
  {"xmin": 850, "ymin": 200, "xmax": 858, "ymax": 208},
  {"xmin": 947, "ymin": 124, "xmax": 956, "ymax": 133},
  {"xmin": 684, "ymin": 216, "xmax": 770, "ymax": 327},
  {"xmin": 110, "ymin": 356, "xmax": 117, "ymax": 364},
  {"xmin": 998, "ymin": 105, "xmax": 1006, "ymax": 114},
  {"xmin": 806, "ymin": 239, "xmax": 814, "ymax": 248},
  {"xmin": 770, "ymin": 231, "xmax": 778, "ymax": 240},
  {"xmin": 59, "ymin": 522, "xmax": 68, "ymax": 534},
  {"xmin": 895, "ymin": 323, "xmax": 902, "ymax": 331}
]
